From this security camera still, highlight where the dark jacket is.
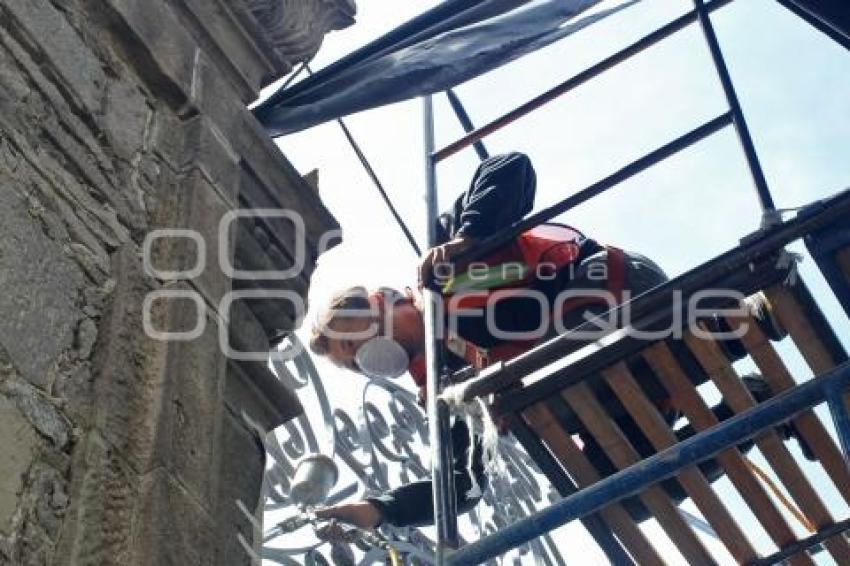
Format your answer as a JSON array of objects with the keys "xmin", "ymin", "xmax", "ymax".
[
  {"xmin": 435, "ymin": 152, "xmax": 602, "ymax": 349},
  {"xmin": 437, "ymin": 152, "xmax": 537, "ymax": 242}
]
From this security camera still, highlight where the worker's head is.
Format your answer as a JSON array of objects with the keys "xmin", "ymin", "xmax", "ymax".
[{"xmin": 309, "ymin": 286, "xmax": 424, "ymax": 378}]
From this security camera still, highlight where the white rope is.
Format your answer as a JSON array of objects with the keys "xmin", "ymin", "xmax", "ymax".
[
  {"xmin": 440, "ymin": 381, "xmax": 470, "ymax": 409},
  {"xmin": 774, "ymin": 250, "xmax": 804, "ymax": 286},
  {"xmin": 439, "ymin": 387, "xmax": 509, "ymax": 499},
  {"xmin": 465, "ymin": 409, "xmax": 484, "ymax": 500},
  {"xmin": 773, "ymin": 204, "xmax": 808, "ymax": 216}
]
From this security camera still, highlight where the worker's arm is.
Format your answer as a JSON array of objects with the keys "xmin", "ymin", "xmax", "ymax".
[
  {"xmin": 418, "ymin": 235, "xmax": 476, "ymax": 287},
  {"xmin": 420, "ymin": 152, "xmax": 536, "ymax": 286},
  {"xmin": 316, "ymin": 422, "xmax": 484, "ymax": 529},
  {"xmin": 314, "ymin": 501, "xmax": 382, "ymax": 529}
]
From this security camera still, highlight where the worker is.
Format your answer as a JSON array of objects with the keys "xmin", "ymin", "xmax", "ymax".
[
  {"xmin": 307, "ymin": 152, "xmax": 680, "ymax": 530},
  {"xmin": 307, "ymin": 152, "xmax": 800, "ymax": 529}
]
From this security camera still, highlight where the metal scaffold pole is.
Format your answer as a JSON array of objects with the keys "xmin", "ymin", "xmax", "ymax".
[
  {"xmin": 693, "ymin": 0, "xmax": 778, "ymax": 228},
  {"xmin": 422, "ymin": 95, "xmax": 458, "ymax": 564}
]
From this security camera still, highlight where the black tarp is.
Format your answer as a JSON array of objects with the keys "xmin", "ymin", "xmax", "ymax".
[
  {"xmin": 253, "ymin": 0, "xmax": 638, "ymax": 137},
  {"xmin": 777, "ymin": 0, "xmax": 850, "ymax": 50}
]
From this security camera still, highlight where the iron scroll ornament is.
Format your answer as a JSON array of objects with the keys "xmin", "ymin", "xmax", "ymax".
[{"xmin": 259, "ymin": 334, "xmax": 566, "ymax": 565}]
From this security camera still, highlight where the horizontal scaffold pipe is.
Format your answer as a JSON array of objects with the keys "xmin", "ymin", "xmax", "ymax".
[
  {"xmin": 443, "ymin": 111, "xmax": 733, "ymax": 280},
  {"xmin": 445, "ymin": 362, "xmax": 850, "ymax": 566},
  {"xmin": 749, "ymin": 517, "xmax": 850, "ymax": 566},
  {"xmin": 432, "ymin": 0, "xmax": 735, "ymax": 162}
]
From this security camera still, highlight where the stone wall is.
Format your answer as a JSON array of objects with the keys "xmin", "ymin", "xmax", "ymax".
[{"xmin": 0, "ymin": 0, "xmax": 351, "ymax": 564}]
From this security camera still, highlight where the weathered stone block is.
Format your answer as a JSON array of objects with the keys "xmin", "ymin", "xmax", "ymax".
[
  {"xmin": 154, "ymin": 296, "xmax": 224, "ymax": 504},
  {"xmin": 236, "ymin": 163, "xmax": 334, "ymax": 272},
  {"xmin": 67, "ymin": 262, "xmax": 225, "ymax": 562},
  {"xmin": 2, "ymin": 0, "xmax": 107, "ymax": 116},
  {"xmin": 240, "ymin": 138, "xmax": 341, "ymax": 254},
  {"xmin": 131, "ymin": 467, "xmax": 214, "ymax": 566},
  {"xmin": 101, "ymin": 78, "xmax": 152, "ymax": 162},
  {"xmin": 58, "ymin": 433, "xmax": 136, "ymax": 566},
  {"xmin": 0, "ymin": 396, "xmax": 40, "ymax": 536},
  {"xmin": 99, "ymin": 0, "xmax": 199, "ymax": 109},
  {"xmin": 233, "ymin": 218, "xmax": 313, "ymax": 289},
  {"xmin": 182, "ymin": 116, "xmax": 242, "ymax": 201},
  {"xmin": 151, "ymin": 112, "xmax": 241, "ymax": 204},
  {"xmin": 226, "ymin": 295, "xmax": 272, "ymax": 358},
  {"xmin": 150, "ymin": 109, "xmax": 187, "ymax": 172},
  {"xmin": 94, "ymin": 241, "xmax": 223, "ymax": 500},
  {"xmin": 213, "ymin": 411, "xmax": 266, "ymax": 566},
  {"xmin": 147, "ymin": 168, "xmax": 234, "ymax": 310},
  {"xmin": 228, "ymin": 284, "xmax": 302, "ymax": 342},
  {"xmin": 0, "ymin": 181, "xmax": 84, "ymax": 390},
  {"xmin": 91, "ymin": 245, "xmax": 162, "ymax": 473},
  {"xmin": 1, "ymin": 459, "xmax": 69, "ymax": 565},
  {"xmin": 190, "ymin": 53, "xmax": 245, "ymax": 144},
  {"xmin": 0, "ymin": 380, "xmax": 72, "ymax": 451},
  {"xmin": 53, "ymin": 362, "xmax": 95, "ymax": 430},
  {"xmin": 0, "ymin": 18, "xmax": 147, "ymax": 240},
  {"xmin": 188, "ymin": 51, "xmax": 340, "ymax": 250},
  {"xmin": 231, "ymin": 219, "xmax": 311, "ymax": 338},
  {"xmin": 173, "ymin": 0, "xmax": 275, "ymax": 101},
  {"xmin": 223, "ymin": 358, "xmax": 302, "ymax": 435}
]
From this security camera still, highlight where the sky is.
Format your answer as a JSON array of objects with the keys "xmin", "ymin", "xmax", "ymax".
[{"xmin": 265, "ymin": 0, "xmax": 850, "ymax": 563}]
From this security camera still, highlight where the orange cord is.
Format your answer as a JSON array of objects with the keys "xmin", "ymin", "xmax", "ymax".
[{"xmin": 744, "ymin": 457, "xmax": 817, "ymax": 533}]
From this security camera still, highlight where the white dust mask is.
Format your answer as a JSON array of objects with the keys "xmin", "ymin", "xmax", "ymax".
[{"xmin": 354, "ymin": 336, "xmax": 409, "ymax": 379}]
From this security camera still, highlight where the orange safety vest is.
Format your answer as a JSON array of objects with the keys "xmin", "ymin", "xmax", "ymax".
[{"xmin": 408, "ymin": 224, "xmax": 627, "ymax": 388}]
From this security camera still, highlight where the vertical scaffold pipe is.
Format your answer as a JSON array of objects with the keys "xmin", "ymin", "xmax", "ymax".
[
  {"xmin": 825, "ymin": 380, "xmax": 850, "ymax": 464},
  {"xmin": 693, "ymin": 0, "xmax": 778, "ymax": 227},
  {"xmin": 422, "ymin": 95, "xmax": 458, "ymax": 563},
  {"xmin": 445, "ymin": 89, "xmax": 490, "ymax": 161}
]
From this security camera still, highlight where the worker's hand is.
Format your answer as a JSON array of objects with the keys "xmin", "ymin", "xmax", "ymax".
[
  {"xmin": 314, "ymin": 519, "xmax": 354, "ymax": 543},
  {"xmin": 418, "ymin": 235, "xmax": 476, "ymax": 290}
]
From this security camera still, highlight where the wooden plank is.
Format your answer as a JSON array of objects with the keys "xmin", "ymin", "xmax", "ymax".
[
  {"xmin": 728, "ymin": 311, "xmax": 850, "ymax": 506},
  {"xmin": 602, "ymin": 362, "xmax": 759, "ymax": 564},
  {"xmin": 561, "ymin": 382, "xmax": 717, "ymax": 565},
  {"xmin": 506, "ymin": 413, "xmax": 636, "ymax": 565},
  {"xmin": 764, "ymin": 284, "xmax": 841, "ymax": 375},
  {"xmin": 642, "ymin": 342, "xmax": 815, "ymax": 566},
  {"xmin": 684, "ymin": 330, "xmax": 850, "ymax": 564},
  {"xmin": 522, "ymin": 402, "xmax": 666, "ymax": 566}
]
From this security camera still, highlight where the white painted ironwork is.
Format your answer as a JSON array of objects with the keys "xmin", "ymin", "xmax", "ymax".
[{"xmin": 261, "ymin": 334, "xmax": 565, "ymax": 565}]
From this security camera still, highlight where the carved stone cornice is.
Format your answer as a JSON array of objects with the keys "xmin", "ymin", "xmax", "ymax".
[{"xmin": 235, "ymin": 0, "xmax": 356, "ymax": 84}]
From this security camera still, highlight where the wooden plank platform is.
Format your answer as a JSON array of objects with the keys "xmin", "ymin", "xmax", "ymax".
[
  {"xmin": 522, "ymin": 402, "xmax": 665, "ymax": 565},
  {"xmin": 490, "ymin": 216, "xmax": 850, "ymax": 564}
]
